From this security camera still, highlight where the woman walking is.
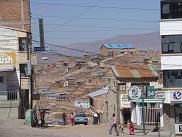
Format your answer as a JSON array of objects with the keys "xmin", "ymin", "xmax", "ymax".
[{"xmin": 109, "ymin": 113, "xmax": 119, "ymax": 136}]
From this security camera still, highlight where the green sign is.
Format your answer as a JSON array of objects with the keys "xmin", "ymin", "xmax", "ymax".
[{"xmin": 146, "ymin": 86, "xmax": 155, "ymax": 98}]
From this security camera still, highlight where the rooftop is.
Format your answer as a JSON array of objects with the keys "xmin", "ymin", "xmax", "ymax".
[
  {"xmin": 112, "ymin": 64, "xmax": 158, "ymax": 81},
  {"xmin": 88, "ymin": 87, "xmax": 109, "ymax": 97},
  {"xmin": 102, "ymin": 43, "xmax": 134, "ymax": 49}
]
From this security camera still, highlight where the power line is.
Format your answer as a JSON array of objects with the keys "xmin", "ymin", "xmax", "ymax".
[
  {"xmin": 33, "ymin": 40, "xmax": 98, "ymax": 55},
  {"xmin": 31, "ymin": 2, "xmax": 159, "ymax": 11},
  {"xmin": 47, "ymin": 0, "xmax": 103, "ymax": 32},
  {"xmin": 31, "ymin": 16, "xmax": 159, "ymax": 23}
]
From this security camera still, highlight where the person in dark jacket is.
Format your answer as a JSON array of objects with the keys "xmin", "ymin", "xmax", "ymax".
[{"xmin": 62, "ymin": 112, "xmax": 67, "ymax": 125}]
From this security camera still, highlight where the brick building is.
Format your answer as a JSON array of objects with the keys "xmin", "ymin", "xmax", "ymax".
[
  {"xmin": 100, "ymin": 44, "xmax": 135, "ymax": 58},
  {"xmin": 0, "ymin": 0, "xmax": 31, "ymax": 32}
]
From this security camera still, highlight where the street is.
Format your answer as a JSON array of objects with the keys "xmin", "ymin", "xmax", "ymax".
[{"xmin": 0, "ymin": 116, "xmax": 171, "ymax": 137}]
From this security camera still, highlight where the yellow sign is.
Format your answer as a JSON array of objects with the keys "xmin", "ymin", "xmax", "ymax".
[{"xmin": 0, "ymin": 52, "xmax": 16, "ymax": 65}]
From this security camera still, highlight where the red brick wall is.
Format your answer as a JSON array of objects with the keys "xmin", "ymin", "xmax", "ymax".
[{"xmin": 0, "ymin": 0, "xmax": 31, "ymax": 32}]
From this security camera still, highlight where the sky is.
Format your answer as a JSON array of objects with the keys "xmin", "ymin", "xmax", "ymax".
[{"xmin": 31, "ymin": 0, "xmax": 160, "ymax": 46}]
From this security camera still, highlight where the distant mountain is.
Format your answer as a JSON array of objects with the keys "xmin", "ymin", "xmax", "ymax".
[{"xmin": 62, "ymin": 32, "xmax": 160, "ymax": 56}]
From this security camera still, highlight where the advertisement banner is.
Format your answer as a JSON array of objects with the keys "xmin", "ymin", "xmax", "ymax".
[
  {"xmin": 171, "ymin": 91, "xmax": 182, "ymax": 102},
  {"xmin": 0, "ymin": 28, "xmax": 18, "ymax": 51},
  {"xmin": 120, "ymin": 94, "xmax": 130, "ymax": 108},
  {"xmin": 0, "ymin": 52, "xmax": 16, "ymax": 65}
]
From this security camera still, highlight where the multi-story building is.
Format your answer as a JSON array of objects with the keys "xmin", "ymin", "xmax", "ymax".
[
  {"xmin": 160, "ymin": 0, "xmax": 182, "ymax": 135},
  {"xmin": 0, "ymin": 0, "xmax": 32, "ymax": 119}
]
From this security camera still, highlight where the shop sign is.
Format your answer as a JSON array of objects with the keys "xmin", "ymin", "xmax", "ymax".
[
  {"xmin": 0, "ymin": 28, "xmax": 18, "ymax": 51},
  {"xmin": 120, "ymin": 94, "xmax": 130, "ymax": 108},
  {"xmin": 128, "ymin": 86, "xmax": 142, "ymax": 100},
  {"xmin": 146, "ymin": 86, "xmax": 155, "ymax": 99},
  {"xmin": 155, "ymin": 90, "xmax": 165, "ymax": 99},
  {"xmin": 75, "ymin": 100, "xmax": 90, "ymax": 109},
  {"xmin": 171, "ymin": 91, "xmax": 182, "ymax": 102},
  {"xmin": 0, "ymin": 52, "xmax": 16, "ymax": 64}
]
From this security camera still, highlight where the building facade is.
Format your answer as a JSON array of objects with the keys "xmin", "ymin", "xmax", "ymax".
[
  {"xmin": 0, "ymin": 0, "xmax": 32, "ymax": 119},
  {"xmin": 100, "ymin": 44, "xmax": 135, "ymax": 58},
  {"xmin": 160, "ymin": 0, "xmax": 182, "ymax": 135},
  {"xmin": 108, "ymin": 64, "xmax": 159, "ymax": 125}
]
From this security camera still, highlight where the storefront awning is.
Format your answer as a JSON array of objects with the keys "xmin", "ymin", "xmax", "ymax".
[
  {"xmin": 0, "ymin": 65, "xmax": 15, "ymax": 72},
  {"xmin": 130, "ymin": 98, "xmax": 164, "ymax": 103}
]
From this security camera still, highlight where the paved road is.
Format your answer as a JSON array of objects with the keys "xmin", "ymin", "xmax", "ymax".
[
  {"xmin": 0, "ymin": 107, "xmax": 172, "ymax": 137},
  {"xmin": 0, "ymin": 118, "xmax": 172, "ymax": 137}
]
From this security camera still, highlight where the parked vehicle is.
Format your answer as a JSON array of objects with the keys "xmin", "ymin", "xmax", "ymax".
[{"xmin": 75, "ymin": 113, "xmax": 88, "ymax": 125}]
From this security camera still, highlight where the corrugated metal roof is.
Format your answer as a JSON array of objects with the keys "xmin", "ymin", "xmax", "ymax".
[
  {"xmin": 88, "ymin": 87, "xmax": 109, "ymax": 97},
  {"xmin": 113, "ymin": 64, "xmax": 158, "ymax": 80},
  {"xmin": 103, "ymin": 43, "xmax": 134, "ymax": 49}
]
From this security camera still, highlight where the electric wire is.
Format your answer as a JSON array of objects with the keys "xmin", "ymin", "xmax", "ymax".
[{"xmin": 47, "ymin": 0, "xmax": 103, "ymax": 32}]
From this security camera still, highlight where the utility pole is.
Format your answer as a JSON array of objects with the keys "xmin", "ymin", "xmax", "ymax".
[
  {"xmin": 27, "ymin": 33, "xmax": 32, "ymax": 109},
  {"xmin": 142, "ymin": 86, "xmax": 146, "ymax": 135},
  {"xmin": 39, "ymin": 18, "xmax": 45, "ymax": 50},
  {"xmin": 116, "ymin": 81, "xmax": 120, "ymax": 123}
]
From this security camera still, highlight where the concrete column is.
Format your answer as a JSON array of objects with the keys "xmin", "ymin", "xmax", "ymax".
[
  {"xmin": 170, "ymin": 105, "xmax": 175, "ymax": 136},
  {"xmin": 160, "ymin": 103, "xmax": 164, "ymax": 127},
  {"xmin": 131, "ymin": 103, "xmax": 136, "ymax": 123},
  {"xmin": 120, "ymin": 109, "xmax": 124, "ymax": 124},
  {"xmin": 136, "ymin": 103, "xmax": 141, "ymax": 125}
]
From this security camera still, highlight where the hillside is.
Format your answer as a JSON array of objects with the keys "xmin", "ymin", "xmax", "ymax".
[{"xmin": 63, "ymin": 32, "xmax": 160, "ymax": 56}]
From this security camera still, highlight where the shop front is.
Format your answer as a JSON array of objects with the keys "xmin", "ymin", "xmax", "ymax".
[
  {"xmin": 120, "ymin": 94, "xmax": 131, "ymax": 124},
  {"xmin": 129, "ymin": 86, "xmax": 165, "ymax": 127},
  {"xmin": 170, "ymin": 90, "xmax": 182, "ymax": 135}
]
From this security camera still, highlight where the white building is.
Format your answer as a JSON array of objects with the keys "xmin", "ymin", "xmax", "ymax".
[{"xmin": 160, "ymin": 0, "xmax": 182, "ymax": 135}]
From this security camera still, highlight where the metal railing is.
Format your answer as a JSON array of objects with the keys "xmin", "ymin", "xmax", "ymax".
[{"xmin": 0, "ymin": 90, "xmax": 19, "ymax": 101}]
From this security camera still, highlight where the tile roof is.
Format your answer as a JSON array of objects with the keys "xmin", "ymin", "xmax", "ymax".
[
  {"xmin": 102, "ymin": 43, "xmax": 134, "ymax": 49},
  {"xmin": 112, "ymin": 64, "xmax": 158, "ymax": 80}
]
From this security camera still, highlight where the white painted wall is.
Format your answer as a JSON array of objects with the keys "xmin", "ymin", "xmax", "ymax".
[
  {"xmin": 161, "ymin": 55, "xmax": 182, "ymax": 70},
  {"xmin": 160, "ymin": 20, "xmax": 182, "ymax": 35},
  {"xmin": 150, "ymin": 82, "xmax": 161, "ymax": 88}
]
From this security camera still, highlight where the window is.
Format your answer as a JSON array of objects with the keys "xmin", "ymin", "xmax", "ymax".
[
  {"xmin": 175, "ymin": 105, "xmax": 182, "ymax": 124},
  {"xmin": 20, "ymin": 64, "xmax": 27, "ymax": 77},
  {"xmin": 161, "ymin": 1, "xmax": 182, "ymax": 19},
  {"xmin": 174, "ymin": 43, "xmax": 181, "ymax": 53},
  {"xmin": 162, "ymin": 3, "xmax": 169, "ymax": 14},
  {"xmin": 162, "ymin": 35, "xmax": 182, "ymax": 54},
  {"xmin": 0, "ymin": 77, "xmax": 3, "ymax": 83},
  {"xmin": 163, "ymin": 70, "xmax": 182, "ymax": 88},
  {"xmin": 19, "ymin": 38, "xmax": 28, "ymax": 51}
]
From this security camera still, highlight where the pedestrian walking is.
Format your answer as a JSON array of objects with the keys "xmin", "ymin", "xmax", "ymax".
[
  {"xmin": 32, "ymin": 110, "xmax": 38, "ymax": 127},
  {"xmin": 39, "ymin": 110, "xmax": 45, "ymax": 128},
  {"xmin": 109, "ymin": 113, "xmax": 119, "ymax": 136},
  {"xmin": 62, "ymin": 112, "xmax": 67, "ymax": 125},
  {"xmin": 70, "ymin": 112, "xmax": 75, "ymax": 126},
  {"xmin": 93, "ymin": 112, "xmax": 98, "ymax": 125},
  {"xmin": 129, "ymin": 121, "xmax": 135, "ymax": 135}
]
